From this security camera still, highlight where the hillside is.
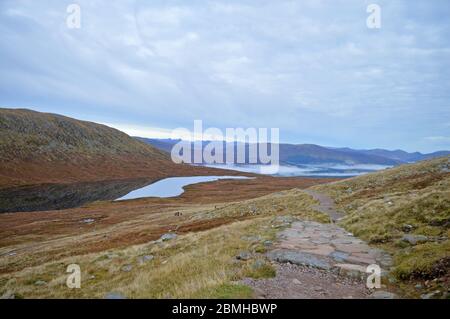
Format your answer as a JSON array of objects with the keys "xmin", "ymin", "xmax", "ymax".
[
  {"xmin": 334, "ymin": 147, "xmax": 450, "ymax": 163},
  {"xmin": 279, "ymin": 143, "xmax": 400, "ymax": 165},
  {"xmin": 313, "ymin": 156, "xmax": 450, "ymax": 297},
  {"xmin": 138, "ymin": 138, "xmax": 402, "ymax": 166},
  {"xmin": 0, "ymin": 109, "xmax": 242, "ymax": 188}
]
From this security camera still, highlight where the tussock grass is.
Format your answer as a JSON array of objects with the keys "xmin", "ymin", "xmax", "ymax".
[
  {"xmin": 198, "ymin": 188, "xmax": 330, "ymax": 224},
  {"xmin": 0, "ymin": 189, "xmax": 327, "ymax": 299}
]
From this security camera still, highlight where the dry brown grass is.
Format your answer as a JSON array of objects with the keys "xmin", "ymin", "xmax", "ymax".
[{"xmin": 0, "ymin": 188, "xmax": 327, "ymax": 299}]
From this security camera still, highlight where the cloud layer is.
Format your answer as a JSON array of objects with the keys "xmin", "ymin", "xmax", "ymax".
[{"xmin": 1, "ymin": 0, "xmax": 449, "ymax": 152}]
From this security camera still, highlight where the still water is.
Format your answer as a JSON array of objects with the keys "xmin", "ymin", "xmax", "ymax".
[{"xmin": 116, "ymin": 176, "xmax": 251, "ymax": 200}]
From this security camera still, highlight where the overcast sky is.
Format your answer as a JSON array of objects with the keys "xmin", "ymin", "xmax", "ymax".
[{"xmin": 1, "ymin": 0, "xmax": 449, "ymax": 152}]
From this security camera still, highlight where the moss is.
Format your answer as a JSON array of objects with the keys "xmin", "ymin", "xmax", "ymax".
[{"xmin": 393, "ymin": 241, "xmax": 450, "ymax": 280}]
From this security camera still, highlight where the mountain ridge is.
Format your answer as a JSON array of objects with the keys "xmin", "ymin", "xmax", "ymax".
[{"xmin": 137, "ymin": 138, "xmax": 449, "ymax": 166}]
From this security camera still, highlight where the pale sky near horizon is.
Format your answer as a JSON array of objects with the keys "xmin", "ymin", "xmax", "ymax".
[{"xmin": 1, "ymin": 0, "xmax": 449, "ymax": 152}]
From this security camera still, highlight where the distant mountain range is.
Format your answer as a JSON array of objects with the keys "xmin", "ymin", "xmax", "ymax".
[{"xmin": 137, "ymin": 138, "xmax": 450, "ymax": 167}]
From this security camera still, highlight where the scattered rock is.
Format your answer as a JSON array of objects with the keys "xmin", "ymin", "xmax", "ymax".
[
  {"xmin": 370, "ymin": 291, "xmax": 397, "ymax": 299},
  {"xmin": 236, "ymin": 251, "xmax": 251, "ymax": 261},
  {"xmin": 334, "ymin": 264, "xmax": 367, "ymax": 280},
  {"xmin": 121, "ymin": 264, "xmax": 133, "ymax": 272},
  {"xmin": 160, "ymin": 233, "xmax": 177, "ymax": 241},
  {"xmin": 80, "ymin": 218, "xmax": 95, "ymax": 224},
  {"xmin": 138, "ymin": 255, "xmax": 154, "ymax": 264},
  {"xmin": 401, "ymin": 234, "xmax": 428, "ymax": 245},
  {"xmin": 105, "ymin": 292, "xmax": 126, "ymax": 299},
  {"xmin": 402, "ymin": 224, "xmax": 414, "ymax": 233}
]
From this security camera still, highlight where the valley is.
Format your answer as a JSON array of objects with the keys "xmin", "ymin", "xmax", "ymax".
[{"xmin": 0, "ymin": 109, "xmax": 448, "ymax": 299}]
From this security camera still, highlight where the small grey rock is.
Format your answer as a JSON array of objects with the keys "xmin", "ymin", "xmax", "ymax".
[
  {"xmin": 236, "ymin": 251, "xmax": 251, "ymax": 261},
  {"xmin": 401, "ymin": 234, "xmax": 428, "ymax": 245},
  {"xmin": 138, "ymin": 255, "xmax": 154, "ymax": 264},
  {"xmin": 402, "ymin": 224, "xmax": 414, "ymax": 233},
  {"xmin": 160, "ymin": 233, "xmax": 177, "ymax": 241},
  {"xmin": 121, "ymin": 264, "xmax": 133, "ymax": 272}
]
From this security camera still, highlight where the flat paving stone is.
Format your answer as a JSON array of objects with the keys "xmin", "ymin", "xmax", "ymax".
[
  {"xmin": 267, "ymin": 250, "xmax": 333, "ymax": 270},
  {"xmin": 269, "ymin": 217, "xmax": 391, "ymax": 277}
]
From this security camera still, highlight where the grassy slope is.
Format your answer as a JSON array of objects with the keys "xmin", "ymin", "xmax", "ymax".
[
  {"xmin": 313, "ymin": 156, "xmax": 450, "ymax": 297},
  {"xmin": 0, "ymin": 190, "xmax": 327, "ymax": 298},
  {"xmin": 0, "ymin": 108, "xmax": 246, "ymax": 188}
]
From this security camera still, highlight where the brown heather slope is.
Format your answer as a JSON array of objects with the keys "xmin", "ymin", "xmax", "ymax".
[{"xmin": 0, "ymin": 108, "xmax": 247, "ymax": 188}]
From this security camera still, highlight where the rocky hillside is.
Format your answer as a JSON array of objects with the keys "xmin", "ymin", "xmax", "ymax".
[
  {"xmin": 0, "ymin": 108, "xmax": 239, "ymax": 188},
  {"xmin": 313, "ymin": 156, "xmax": 450, "ymax": 297}
]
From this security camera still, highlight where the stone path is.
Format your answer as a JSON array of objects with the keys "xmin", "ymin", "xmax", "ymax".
[
  {"xmin": 243, "ymin": 263, "xmax": 371, "ymax": 299},
  {"xmin": 267, "ymin": 220, "xmax": 392, "ymax": 274},
  {"xmin": 243, "ymin": 189, "xmax": 395, "ymax": 299},
  {"xmin": 303, "ymin": 189, "xmax": 344, "ymax": 223}
]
